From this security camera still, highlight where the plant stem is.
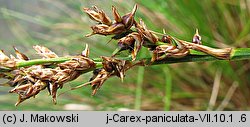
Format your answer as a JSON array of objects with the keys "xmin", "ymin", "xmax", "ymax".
[
  {"xmin": 147, "ymin": 48, "xmax": 250, "ymax": 65},
  {"xmin": 134, "ymin": 48, "xmax": 146, "ymax": 110},
  {"xmin": 2, "ymin": 48, "xmax": 250, "ymax": 70},
  {"xmin": 230, "ymin": 48, "xmax": 250, "ymax": 60},
  {"xmin": 134, "ymin": 66, "xmax": 144, "ymax": 110},
  {"xmin": 16, "ymin": 57, "xmax": 71, "ymax": 68},
  {"xmin": 164, "ymin": 65, "xmax": 172, "ymax": 111}
]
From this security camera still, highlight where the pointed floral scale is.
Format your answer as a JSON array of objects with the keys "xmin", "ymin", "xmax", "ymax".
[
  {"xmin": 0, "ymin": 50, "xmax": 10, "ymax": 62},
  {"xmin": 13, "ymin": 46, "xmax": 29, "ymax": 61},
  {"xmin": 112, "ymin": 6, "xmax": 122, "ymax": 23},
  {"xmin": 33, "ymin": 45, "xmax": 58, "ymax": 58},
  {"xmin": 122, "ymin": 4, "xmax": 138, "ymax": 28}
]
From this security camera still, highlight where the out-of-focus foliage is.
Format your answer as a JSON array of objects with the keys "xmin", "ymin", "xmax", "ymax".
[{"xmin": 0, "ymin": 0, "xmax": 249, "ymax": 110}]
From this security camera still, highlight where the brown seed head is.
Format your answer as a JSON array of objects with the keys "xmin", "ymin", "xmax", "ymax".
[{"xmin": 83, "ymin": 6, "xmax": 112, "ymax": 25}]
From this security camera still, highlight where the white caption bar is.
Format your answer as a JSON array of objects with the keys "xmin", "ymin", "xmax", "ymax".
[{"xmin": 0, "ymin": 111, "xmax": 249, "ymax": 127}]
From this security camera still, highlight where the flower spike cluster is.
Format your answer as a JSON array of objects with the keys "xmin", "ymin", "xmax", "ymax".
[
  {"xmin": 0, "ymin": 45, "xmax": 95, "ymax": 106},
  {"xmin": 84, "ymin": 4, "xmax": 232, "ymax": 62},
  {"xmin": 89, "ymin": 56, "xmax": 133, "ymax": 95},
  {"xmin": 84, "ymin": 5, "xmax": 137, "ymax": 36},
  {"xmin": 0, "ymin": 4, "xmax": 233, "ymax": 106}
]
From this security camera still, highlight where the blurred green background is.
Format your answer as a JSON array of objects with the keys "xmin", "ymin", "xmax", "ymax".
[{"xmin": 0, "ymin": 0, "xmax": 249, "ymax": 110}]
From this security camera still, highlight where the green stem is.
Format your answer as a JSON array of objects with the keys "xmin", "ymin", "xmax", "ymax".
[
  {"xmin": 134, "ymin": 48, "xmax": 146, "ymax": 110},
  {"xmin": 16, "ymin": 57, "xmax": 71, "ymax": 68},
  {"xmin": 147, "ymin": 48, "xmax": 250, "ymax": 65},
  {"xmin": 164, "ymin": 65, "xmax": 172, "ymax": 111},
  {"xmin": 2, "ymin": 48, "xmax": 250, "ymax": 70},
  {"xmin": 230, "ymin": 48, "xmax": 250, "ymax": 60},
  {"xmin": 134, "ymin": 66, "xmax": 144, "ymax": 110}
]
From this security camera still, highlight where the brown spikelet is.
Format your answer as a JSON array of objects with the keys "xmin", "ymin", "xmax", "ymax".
[
  {"xmin": 87, "ymin": 56, "xmax": 133, "ymax": 95},
  {"xmin": 0, "ymin": 4, "xmax": 237, "ymax": 107},
  {"xmin": 83, "ymin": 6, "xmax": 112, "ymax": 25},
  {"xmin": 1, "ymin": 45, "xmax": 97, "ymax": 106},
  {"xmin": 33, "ymin": 45, "xmax": 58, "ymax": 58}
]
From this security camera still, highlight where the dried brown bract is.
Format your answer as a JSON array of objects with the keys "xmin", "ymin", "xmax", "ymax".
[{"xmin": 151, "ymin": 36, "xmax": 190, "ymax": 62}]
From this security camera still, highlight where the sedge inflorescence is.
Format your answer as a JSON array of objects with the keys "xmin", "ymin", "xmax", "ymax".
[
  {"xmin": 0, "ymin": 45, "xmax": 95, "ymax": 106},
  {"xmin": 84, "ymin": 5, "xmax": 231, "ymax": 61},
  {"xmin": 0, "ymin": 4, "xmax": 232, "ymax": 106}
]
